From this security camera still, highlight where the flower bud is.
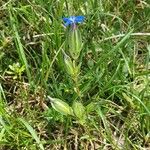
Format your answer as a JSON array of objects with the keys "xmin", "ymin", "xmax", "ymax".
[{"xmin": 68, "ymin": 28, "xmax": 83, "ymax": 60}]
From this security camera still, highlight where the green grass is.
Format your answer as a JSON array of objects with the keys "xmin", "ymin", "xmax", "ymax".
[{"xmin": 0, "ymin": 0, "xmax": 150, "ymax": 149}]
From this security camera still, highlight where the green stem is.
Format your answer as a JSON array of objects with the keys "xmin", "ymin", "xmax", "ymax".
[{"xmin": 72, "ymin": 62, "xmax": 81, "ymax": 101}]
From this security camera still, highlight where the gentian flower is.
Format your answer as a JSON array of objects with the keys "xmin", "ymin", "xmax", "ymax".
[
  {"xmin": 63, "ymin": 16, "xmax": 84, "ymax": 59},
  {"xmin": 63, "ymin": 16, "xmax": 85, "ymax": 27}
]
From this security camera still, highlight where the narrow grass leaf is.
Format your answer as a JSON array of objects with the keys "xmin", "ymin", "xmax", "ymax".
[
  {"xmin": 119, "ymin": 49, "xmax": 132, "ymax": 75},
  {"xmin": 96, "ymin": 107, "xmax": 118, "ymax": 149},
  {"xmin": 0, "ymin": 116, "xmax": 6, "ymax": 128},
  {"xmin": 127, "ymin": 91, "xmax": 150, "ymax": 114},
  {"xmin": 19, "ymin": 118, "xmax": 44, "ymax": 150},
  {"xmin": 8, "ymin": 7, "xmax": 31, "ymax": 82},
  {"xmin": 0, "ymin": 128, "xmax": 5, "ymax": 141},
  {"xmin": 0, "ymin": 84, "xmax": 6, "ymax": 100}
]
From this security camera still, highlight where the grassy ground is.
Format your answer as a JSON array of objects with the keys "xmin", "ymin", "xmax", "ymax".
[{"xmin": 0, "ymin": 0, "xmax": 150, "ymax": 149}]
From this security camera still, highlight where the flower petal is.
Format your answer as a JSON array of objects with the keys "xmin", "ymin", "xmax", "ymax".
[
  {"xmin": 63, "ymin": 17, "xmax": 69, "ymax": 22},
  {"xmin": 62, "ymin": 16, "xmax": 85, "ymax": 26},
  {"xmin": 75, "ymin": 16, "xmax": 85, "ymax": 23}
]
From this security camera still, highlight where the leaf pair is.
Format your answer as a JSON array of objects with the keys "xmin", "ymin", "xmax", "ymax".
[{"xmin": 47, "ymin": 96, "xmax": 87, "ymax": 125}]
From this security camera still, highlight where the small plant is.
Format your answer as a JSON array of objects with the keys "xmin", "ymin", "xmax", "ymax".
[
  {"xmin": 47, "ymin": 16, "xmax": 90, "ymax": 125},
  {"xmin": 6, "ymin": 62, "xmax": 25, "ymax": 80}
]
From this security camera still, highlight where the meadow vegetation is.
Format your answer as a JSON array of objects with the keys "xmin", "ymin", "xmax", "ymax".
[{"xmin": 0, "ymin": 0, "xmax": 150, "ymax": 149}]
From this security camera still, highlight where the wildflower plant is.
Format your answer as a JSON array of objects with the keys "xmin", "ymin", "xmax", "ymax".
[
  {"xmin": 48, "ymin": 16, "xmax": 87, "ymax": 125},
  {"xmin": 63, "ymin": 16, "xmax": 85, "ymax": 97}
]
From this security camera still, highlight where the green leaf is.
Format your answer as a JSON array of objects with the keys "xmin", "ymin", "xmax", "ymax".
[
  {"xmin": 47, "ymin": 96, "xmax": 73, "ymax": 116},
  {"xmin": 86, "ymin": 102, "xmax": 97, "ymax": 113},
  {"xmin": 64, "ymin": 54, "xmax": 74, "ymax": 76},
  {"xmin": 72, "ymin": 101, "xmax": 86, "ymax": 124}
]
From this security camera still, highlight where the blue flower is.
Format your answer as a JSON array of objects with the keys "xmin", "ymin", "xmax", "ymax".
[{"xmin": 63, "ymin": 16, "xmax": 85, "ymax": 26}]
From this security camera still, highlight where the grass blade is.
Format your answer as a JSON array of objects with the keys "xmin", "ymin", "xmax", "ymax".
[
  {"xmin": 19, "ymin": 118, "xmax": 44, "ymax": 150},
  {"xmin": 8, "ymin": 6, "xmax": 31, "ymax": 83}
]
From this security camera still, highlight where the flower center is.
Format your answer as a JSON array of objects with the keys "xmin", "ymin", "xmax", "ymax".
[{"xmin": 70, "ymin": 16, "xmax": 76, "ymax": 23}]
